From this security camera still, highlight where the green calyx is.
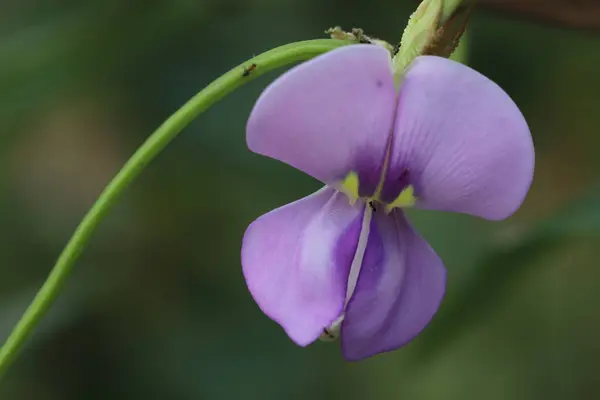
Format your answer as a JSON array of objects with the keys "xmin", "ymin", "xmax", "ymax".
[{"xmin": 393, "ymin": 0, "xmax": 473, "ymax": 85}]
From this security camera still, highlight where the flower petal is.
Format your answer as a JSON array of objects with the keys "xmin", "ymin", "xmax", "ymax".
[
  {"xmin": 341, "ymin": 210, "xmax": 446, "ymax": 361},
  {"xmin": 242, "ymin": 188, "xmax": 365, "ymax": 346},
  {"xmin": 247, "ymin": 45, "xmax": 397, "ymax": 196},
  {"xmin": 382, "ymin": 56, "xmax": 534, "ymax": 220}
]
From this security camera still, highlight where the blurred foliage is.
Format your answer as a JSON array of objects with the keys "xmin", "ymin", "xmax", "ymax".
[
  {"xmin": 414, "ymin": 187, "xmax": 600, "ymax": 363},
  {"xmin": 1, "ymin": 0, "xmax": 600, "ymax": 399}
]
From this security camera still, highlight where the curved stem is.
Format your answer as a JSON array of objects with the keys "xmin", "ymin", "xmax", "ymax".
[{"xmin": 0, "ymin": 38, "xmax": 350, "ymax": 378}]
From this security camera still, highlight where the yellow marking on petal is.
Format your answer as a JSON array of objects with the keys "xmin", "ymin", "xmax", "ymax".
[
  {"xmin": 340, "ymin": 171, "xmax": 360, "ymax": 205},
  {"xmin": 384, "ymin": 185, "xmax": 416, "ymax": 214}
]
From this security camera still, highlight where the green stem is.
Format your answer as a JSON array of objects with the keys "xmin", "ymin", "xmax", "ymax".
[{"xmin": 0, "ymin": 38, "xmax": 350, "ymax": 378}]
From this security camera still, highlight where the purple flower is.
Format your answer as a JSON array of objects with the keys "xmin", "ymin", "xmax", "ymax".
[{"xmin": 241, "ymin": 44, "xmax": 534, "ymax": 361}]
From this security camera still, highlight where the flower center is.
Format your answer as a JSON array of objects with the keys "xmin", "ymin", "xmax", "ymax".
[
  {"xmin": 319, "ymin": 167, "xmax": 416, "ymax": 342},
  {"xmin": 339, "ymin": 170, "xmax": 416, "ymax": 212},
  {"xmin": 320, "ymin": 162, "xmax": 415, "ymax": 342}
]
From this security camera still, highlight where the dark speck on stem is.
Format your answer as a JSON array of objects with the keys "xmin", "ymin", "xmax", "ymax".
[{"xmin": 242, "ymin": 63, "xmax": 257, "ymax": 77}]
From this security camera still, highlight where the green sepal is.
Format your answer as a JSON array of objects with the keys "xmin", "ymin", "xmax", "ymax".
[{"xmin": 392, "ymin": 0, "xmax": 474, "ymax": 83}]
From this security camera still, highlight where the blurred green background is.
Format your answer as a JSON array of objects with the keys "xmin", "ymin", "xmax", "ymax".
[{"xmin": 1, "ymin": 0, "xmax": 600, "ymax": 399}]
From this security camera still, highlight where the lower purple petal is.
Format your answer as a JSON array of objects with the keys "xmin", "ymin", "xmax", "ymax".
[
  {"xmin": 341, "ymin": 210, "xmax": 446, "ymax": 361},
  {"xmin": 242, "ymin": 188, "xmax": 364, "ymax": 346}
]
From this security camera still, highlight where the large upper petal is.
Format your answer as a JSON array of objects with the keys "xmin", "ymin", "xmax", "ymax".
[
  {"xmin": 341, "ymin": 210, "xmax": 446, "ymax": 361},
  {"xmin": 242, "ymin": 188, "xmax": 365, "ymax": 346},
  {"xmin": 381, "ymin": 56, "xmax": 534, "ymax": 220},
  {"xmin": 246, "ymin": 44, "xmax": 397, "ymax": 196}
]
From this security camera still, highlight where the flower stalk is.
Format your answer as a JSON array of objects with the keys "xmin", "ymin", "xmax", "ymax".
[{"xmin": 0, "ymin": 38, "xmax": 351, "ymax": 379}]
